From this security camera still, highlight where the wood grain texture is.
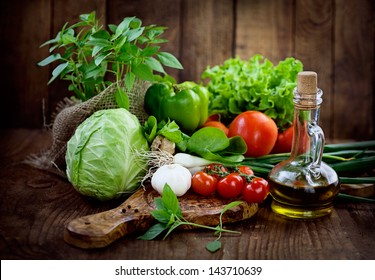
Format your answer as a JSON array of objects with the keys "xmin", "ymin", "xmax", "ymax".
[
  {"xmin": 235, "ymin": 0, "xmax": 294, "ymax": 62},
  {"xmin": 333, "ymin": 0, "xmax": 374, "ymax": 140},
  {"xmin": 0, "ymin": 129, "xmax": 374, "ymax": 259},
  {"xmin": 0, "ymin": 0, "xmax": 51, "ymax": 128},
  {"xmin": 180, "ymin": 0, "xmax": 234, "ymax": 82},
  {"xmin": 295, "ymin": 0, "xmax": 334, "ymax": 139}
]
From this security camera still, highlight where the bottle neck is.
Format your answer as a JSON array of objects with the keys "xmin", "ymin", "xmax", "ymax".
[
  {"xmin": 290, "ymin": 88, "xmax": 325, "ymax": 177},
  {"xmin": 291, "ymin": 106, "xmax": 322, "ymax": 157}
]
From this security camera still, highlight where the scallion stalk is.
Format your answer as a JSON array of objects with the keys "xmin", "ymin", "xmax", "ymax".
[
  {"xmin": 330, "ymin": 156, "xmax": 375, "ymax": 173},
  {"xmin": 339, "ymin": 177, "xmax": 375, "ymax": 184},
  {"xmin": 240, "ymin": 141, "xmax": 375, "ymax": 203},
  {"xmin": 324, "ymin": 140, "xmax": 375, "ymax": 152},
  {"xmin": 337, "ymin": 193, "xmax": 375, "ymax": 204}
]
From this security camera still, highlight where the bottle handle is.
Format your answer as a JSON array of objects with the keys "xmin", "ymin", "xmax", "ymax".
[{"xmin": 307, "ymin": 121, "xmax": 325, "ymax": 178}]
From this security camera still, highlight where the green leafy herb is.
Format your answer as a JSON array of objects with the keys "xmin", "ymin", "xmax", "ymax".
[
  {"xmin": 177, "ymin": 127, "xmax": 247, "ymax": 164},
  {"xmin": 143, "ymin": 116, "xmax": 183, "ymax": 144},
  {"xmin": 202, "ymin": 54, "xmax": 303, "ymax": 130},
  {"xmin": 38, "ymin": 11, "xmax": 183, "ymax": 106},
  {"xmin": 206, "ymin": 240, "xmax": 222, "ymax": 253},
  {"xmin": 138, "ymin": 184, "xmax": 242, "ymax": 252}
]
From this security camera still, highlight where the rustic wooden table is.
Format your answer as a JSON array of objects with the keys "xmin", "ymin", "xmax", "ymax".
[{"xmin": 1, "ymin": 129, "xmax": 374, "ymax": 260}]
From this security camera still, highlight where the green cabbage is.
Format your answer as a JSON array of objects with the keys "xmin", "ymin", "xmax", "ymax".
[{"xmin": 66, "ymin": 108, "xmax": 149, "ymax": 201}]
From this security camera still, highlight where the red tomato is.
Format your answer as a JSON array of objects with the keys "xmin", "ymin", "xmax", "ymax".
[
  {"xmin": 203, "ymin": 163, "xmax": 229, "ymax": 180},
  {"xmin": 242, "ymin": 177, "xmax": 270, "ymax": 203},
  {"xmin": 206, "ymin": 114, "xmax": 220, "ymax": 122},
  {"xmin": 237, "ymin": 165, "xmax": 254, "ymax": 176},
  {"xmin": 236, "ymin": 165, "xmax": 254, "ymax": 184},
  {"xmin": 202, "ymin": 121, "xmax": 229, "ymax": 136},
  {"xmin": 271, "ymin": 125, "xmax": 294, "ymax": 154},
  {"xmin": 228, "ymin": 111, "xmax": 278, "ymax": 157},
  {"xmin": 191, "ymin": 171, "xmax": 218, "ymax": 196},
  {"xmin": 217, "ymin": 173, "xmax": 244, "ymax": 199}
]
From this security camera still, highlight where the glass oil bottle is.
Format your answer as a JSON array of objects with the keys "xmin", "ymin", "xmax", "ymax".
[{"xmin": 268, "ymin": 71, "xmax": 340, "ymax": 219}]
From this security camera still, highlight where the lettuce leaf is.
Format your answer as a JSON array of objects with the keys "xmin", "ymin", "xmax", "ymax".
[{"xmin": 201, "ymin": 54, "xmax": 303, "ymax": 131}]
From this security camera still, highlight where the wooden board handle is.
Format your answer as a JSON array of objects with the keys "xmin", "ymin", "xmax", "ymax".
[
  {"xmin": 64, "ymin": 204, "xmax": 153, "ymax": 249},
  {"xmin": 64, "ymin": 188, "xmax": 154, "ymax": 249}
]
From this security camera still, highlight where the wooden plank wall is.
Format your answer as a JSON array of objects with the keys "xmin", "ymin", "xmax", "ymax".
[{"xmin": 0, "ymin": 0, "xmax": 374, "ymax": 141}]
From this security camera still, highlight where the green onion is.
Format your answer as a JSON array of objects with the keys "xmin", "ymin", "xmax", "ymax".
[
  {"xmin": 339, "ymin": 177, "xmax": 375, "ymax": 184},
  {"xmin": 324, "ymin": 140, "xmax": 375, "ymax": 152},
  {"xmin": 330, "ymin": 156, "xmax": 375, "ymax": 173},
  {"xmin": 241, "ymin": 141, "xmax": 375, "ymax": 203},
  {"xmin": 337, "ymin": 193, "xmax": 375, "ymax": 204}
]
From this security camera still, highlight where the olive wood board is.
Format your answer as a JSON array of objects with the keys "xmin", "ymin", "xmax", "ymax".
[{"xmin": 64, "ymin": 186, "xmax": 259, "ymax": 249}]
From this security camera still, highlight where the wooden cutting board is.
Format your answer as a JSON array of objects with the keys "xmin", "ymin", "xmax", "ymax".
[{"xmin": 64, "ymin": 186, "xmax": 259, "ymax": 249}]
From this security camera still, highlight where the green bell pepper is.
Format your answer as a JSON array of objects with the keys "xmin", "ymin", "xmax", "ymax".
[{"xmin": 144, "ymin": 81, "xmax": 209, "ymax": 132}]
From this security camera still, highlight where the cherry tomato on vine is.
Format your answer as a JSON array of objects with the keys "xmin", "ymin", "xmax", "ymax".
[
  {"xmin": 217, "ymin": 173, "xmax": 244, "ymax": 199},
  {"xmin": 191, "ymin": 171, "xmax": 218, "ymax": 196},
  {"xmin": 237, "ymin": 165, "xmax": 254, "ymax": 175},
  {"xmin": 236, "ymin": 165, "xmax": 255, "ymax": 184},
  {"xmin": 242, "ymin": 177, "xmax": 270, "ymax": 203},
  {"xmin": 228, "ymin": 111, "xmax": 278, "ymax": 157},
  {"xmin": 203, "ymin": 163, "xmax": 229, "ymax": 180}
]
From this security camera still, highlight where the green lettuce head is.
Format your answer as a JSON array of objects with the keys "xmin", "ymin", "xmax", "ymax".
[{"xmin": 66, "ymin": 108, "xmax": 149, "ymax": 201}]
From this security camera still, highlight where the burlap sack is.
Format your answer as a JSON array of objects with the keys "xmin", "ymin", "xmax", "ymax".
[{"xmin": 26, "ymin": 79, "xmax": 151, "ymax": 177}]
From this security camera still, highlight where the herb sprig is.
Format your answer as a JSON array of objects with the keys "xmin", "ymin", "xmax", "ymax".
[
  {"xmin": 138, "ymin": 184, "xmax": 242, "ymax": 253},
  {"xmin": 38, "ymin": 11, "xmax": 183, "ymax": 108}
]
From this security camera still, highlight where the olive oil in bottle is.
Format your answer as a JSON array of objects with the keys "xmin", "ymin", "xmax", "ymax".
[{"xmin": 268, "ymin": 71, "xmax": 340, "ymax": 219}]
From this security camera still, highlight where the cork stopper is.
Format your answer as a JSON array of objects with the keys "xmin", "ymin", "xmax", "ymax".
[
  {"xmin": 294, "ymin": 71, "xmax": 322, "ymax": 108},
  {"xmin": 297, "ymin": 71, "xmax": 317, "ymax": 95}
]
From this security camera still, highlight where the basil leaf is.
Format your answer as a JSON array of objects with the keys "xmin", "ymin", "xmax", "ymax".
[
  {"xmin": 142, "ymin": 46, "xmax": 160, "ymax": 57},
  {"xmin": 115, "ymin": 87, "xmax": 129, "ymax": 109},
  {"xmin": 125, "ymin": 72, "xmax": 135, "ymax": 91},
  {"xmin": 48, "ymin": 62, "xmax": 69, "ymax": 85},
  {"xmin": 221, "ymin": 201, "xmax": 243, "ymax": 213},
  {"xmin": 161, "ymin": 184, "xmax": 182, "ymax": 218},
  {"xmin": 94, "ymin": 52, "xmax": 111, "ymax": 66},
  {"xmin": 151, "ymin": 209, "xmax": 172, "ymax": 224},
  {"xmin": 143, "ymin": 116, "xmax": 158, "ymax": 143},
  {"xmin": 157, "ymin": 120, "xmax": 183, "ymax": 143},
  {"xmin": 206, "ymin": 240, "xmax": 221, "ymax": 253},
  {"xmin": 153, "ymin": 197, "xmax": 165, "ymax": 210},
  {"xmin": 91, "ymin": 30, "xmax": 111, "ymax": 40},
  {"xmin": 37, "ymin": 54, "xmax": 61, "ymax": 66},
  {"xmin": 157, "ymin": 52, "xmax": 183, "ymax": 69},
  {"xmin": 219, "ymin": 136, "xmax": 247, "ymax": 155},
  {"xmin": 138, "ymin": 223, "xmax": 166, "ymax": 240},
  {"xmin": 145, "ymin": 56, "xmax": 165, "ymax": 74},
  {"xmin": 126, "ymin": 27, "xmax": 145, "ymax": 42},
  {"xmin": 114, "ymin": 16, "xmax": 135, "ymax": 40},
  {"xmin": 188, "ymin": 127, "xmax": 229, "ymax": 154},
  {"xmin": 199, "ymin": 150, "xmax": 244, "ymax": 164},
  {"xmin": 131, "ymin": 63, "xmax": 154, "ymax": 82}
]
